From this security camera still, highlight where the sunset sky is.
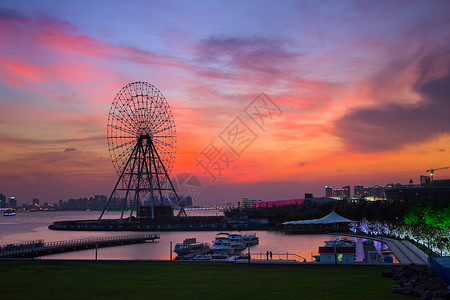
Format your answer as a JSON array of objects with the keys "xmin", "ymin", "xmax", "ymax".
[{"xmin": 1, "ymin": 0, "xmax": 450, "ymax": 205}]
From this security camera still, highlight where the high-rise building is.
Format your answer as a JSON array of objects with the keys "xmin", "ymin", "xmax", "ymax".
[
  {"xmin": 354, "ymin": 185, "xmax": 363, "ymax": 197},
  {"xmin": 32, "ymin": 198, "xmax": 40, "ymax": 207},
  {"xmin": 420, "ymin": 175, "xmax": 431, "ymax": 186},
  {"xmin": 371, "ymin": 185, "xmax": 385, "ymax": 198},
  {"xmin": 333, "ymin": 189, "xmax": 343, "ymax": 197},
  {"xmin": 0, "ymin": 194, "xmax": 6, "ymax": 208},
  {"xmin": 342, "ymin": 185, "xmax": 351, "ymax": 197},
  {"xmin": 9, "ymin": 197, "xmax": 17, "ymax": 209},
  {"xmin": 325, "ymin": 186, "xmax": 333, "ymax": 197},
  {"xmin": 363, "ymin": 187, "xmax": 372, "ymax": 197}
]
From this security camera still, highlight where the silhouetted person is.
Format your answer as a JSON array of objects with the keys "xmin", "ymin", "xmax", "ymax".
[
  {"xmin": 266, "ymin": 251, "xmax": 269, "ymax": 260},
  {"xmin": 270, "ymin": 251, "xmax": 272, "ymax": 259}
]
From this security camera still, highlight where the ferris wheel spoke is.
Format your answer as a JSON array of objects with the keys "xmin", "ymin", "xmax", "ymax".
[
  {"xmin": 117, "ymin": 94, "xmax": 141, "ymax": 130},
  {"xmin": 108, "ymin": 123, "xmax": 137, "ymax": 136},
  {"xmin": 109, "ymin": 111, "xmax": 137, "ymax": 134}
]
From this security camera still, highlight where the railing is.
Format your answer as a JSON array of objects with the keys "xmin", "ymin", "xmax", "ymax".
[
  {"xmin": 252, "ymin": 252, "xmax": 307, "ymax": 262},
  {"xmin": 428, "ymin": 256, "xmax": 450, "ymax": 284}
]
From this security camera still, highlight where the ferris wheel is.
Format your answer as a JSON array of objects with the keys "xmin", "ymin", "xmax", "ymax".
[{"xmin": 99, "ymin": 82, "xmax": 185, "ymax": 220}]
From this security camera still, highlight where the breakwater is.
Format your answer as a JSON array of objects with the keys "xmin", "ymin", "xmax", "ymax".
[{"xmin": 49, "ymin": 216, "xmax": 271, "ymax": 231}]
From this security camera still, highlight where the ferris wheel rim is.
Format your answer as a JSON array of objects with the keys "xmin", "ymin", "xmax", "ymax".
[{"xmin": 106, "ymin": 82, "xmax": 177, "ymax": 177}]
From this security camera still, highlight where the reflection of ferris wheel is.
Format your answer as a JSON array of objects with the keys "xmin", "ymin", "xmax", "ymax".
[{"xmin": 99, "ymin": 82, "xmax": 185, "ymax": 220}]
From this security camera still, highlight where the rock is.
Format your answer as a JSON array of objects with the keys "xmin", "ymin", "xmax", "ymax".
[
  {"xmin": 392, "ymin": 285, "xmax": 414, "ymax": 295},
  {"xmin": 430, "ymin": 283, "xmax": 446, "ymax": 291},
  {"xmin": 412, "ymin": 264, "xmax": 426, "ymax": 274},
  {"xmin": 387, "ymin": 264, "xmax": 448, "ymax": 299},
  {"xmin": 426, "ymin": 270, "xmax": 436, "ymax": 277},
  {"xmin": 398, "ymin": 277, "xmax": 410, "ymax": 285},
  {"xmin": 434, "ymin": 289, "xmax": 450, "ymax": 299},
  {"xmin": 414, "ymin": 283, "xmax": 427, "ymax": 296},
  {"xmin": 402, "ymin": 281, "xmax": 415, "ymax": 289},
  {"xmin": 399, "ymin": 286, "xmax": 414, "ymax": 295},
  {"xmin": 399, "ymin": 268, "xmax": 414, "ymax": 278},
  {"xmin": 421, "ymin": 289, "xmax": 434, "ymax": 300},
  {"xmin": 411, "ymin": 274, "xmax": 426, "ymax": 284},
  {"xmin": 430, "ymin": 277, "xmax": 446, "ymax": 285}
]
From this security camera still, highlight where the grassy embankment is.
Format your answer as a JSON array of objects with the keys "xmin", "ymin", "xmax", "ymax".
[{"xmin": 0, "ymin": 260, "xmax": 410, "ymax": 300}]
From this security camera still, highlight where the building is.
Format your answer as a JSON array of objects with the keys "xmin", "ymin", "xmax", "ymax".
[
  {"xmin": 318, "ymin": 246, "xmax": 356, "ymax": 264},
  {"xmin": 325, "ymin": 186, "xmax": 333, "ymax": 197},
  {"xmin": 0, "ymin": 194, "xmax": 6, "ymax": 208},
  {"xmin": 342, "ymin": 185, "xmax": 350, "ymax": 197},
  {"xmin": 9, "ymin": 197, "xmax": 17, "ymax": 209},
  {"xmin": 251, "ymin": 199, "xmax": 304, "ymax": 208},
  {"xmin": 32, "ymin": 198, "xmax": 40, "ymax": 208},
  {"xmin": 239, "ymin": 198, "xmax": 262, "ymax": 210},
  {"xmin": 354, "ymin": 185, "xmax": 363, "ymax": 197},
  {"xmin": 384, "ymin": 179, "xmax": 450, "ymax": 204},
  {"xmin": 363, "ymin": 186, "xmax": 372, "ymax": 197},
  {"xmin": 371, "ymin": 185, "xmax": 385, "ymax": 198}
]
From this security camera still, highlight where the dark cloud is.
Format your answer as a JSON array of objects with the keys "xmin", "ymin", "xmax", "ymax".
[
  {"xmin": 64, "ymin": 148, "xmax": 77, "ymax": 152},
  {"xmin": 195, "ymin": 35, "xmax": 301, "ymax": 81},
  {"xmin": 0, "ymin": 7, "xmax": 26, "ymax": 21},
  {"xmin": 334, "ymin": 54, "xmax": 450, "ymax": 152},
  {"xmin": 298, "ymin": 162, "xmax": 307, "ymax": 168}
]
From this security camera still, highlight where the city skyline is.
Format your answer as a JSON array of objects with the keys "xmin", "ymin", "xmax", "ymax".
[
  {"xmin": 1, "ymin": 1, "xmax": 450, "ymax": 205},
  {"xmin": 0, "ymin": 179, "xmax": 424, "ymax": 206}
]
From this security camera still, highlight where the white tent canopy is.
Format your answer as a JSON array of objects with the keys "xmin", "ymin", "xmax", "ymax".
[{"xmin": 283, "ymin": 210, "xmax": 352, "ymax": 225}]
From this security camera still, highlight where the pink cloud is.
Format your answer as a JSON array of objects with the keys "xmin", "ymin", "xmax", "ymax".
[{"xmin": 0, "ymin": 11, "xmax": 189, "ymax": 104}]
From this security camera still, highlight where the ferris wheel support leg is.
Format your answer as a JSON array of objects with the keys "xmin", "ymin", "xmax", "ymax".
[
  {"xmin": 150, "ymin": 141, "xmax": 188, "ymax": 218},
  {"xmin": 98, "ymin": 141, "xmax": 139, "ymax": 221}
]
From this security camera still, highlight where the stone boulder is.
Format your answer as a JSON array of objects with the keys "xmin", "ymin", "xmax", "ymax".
[{"xmin": 384, "ymin": 263, "xmax": 449, "ymax": 299}]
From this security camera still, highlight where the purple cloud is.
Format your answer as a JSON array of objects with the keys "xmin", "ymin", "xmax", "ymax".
[{"xmin": 195, "ymin": 35, "xmax": 302, "ymax": 83}]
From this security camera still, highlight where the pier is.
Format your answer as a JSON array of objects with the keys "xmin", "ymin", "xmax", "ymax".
[{"xmin": 0, "ymin": 234, "xmax": 159, "ymax": 259}]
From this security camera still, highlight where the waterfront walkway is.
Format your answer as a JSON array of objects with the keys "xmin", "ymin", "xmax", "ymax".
[
  {"xmin": 340, "ymin": 234, "xmax": 428, "ymax": 265},
  {"xmin": 380, "ymin": 237, "xmax": 428, "ymax": 265}
]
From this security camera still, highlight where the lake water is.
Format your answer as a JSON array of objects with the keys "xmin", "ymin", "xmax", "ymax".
[{"xmin": 0, "ymin": 210, "xmax": 391, "ymax": 262}]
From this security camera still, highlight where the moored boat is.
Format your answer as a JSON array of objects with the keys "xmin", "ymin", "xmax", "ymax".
[
  {"xmin": 228, "ymin": 233, "xmax": 246, "ymax": 255},
  {"xmin": 192, "ymin": 254, "xmax": 212, "ymax": 261},
  {"xmin": 242, "ymin": 233, "xmax": 259, "ymax": 246},
  {"xmin": 174, "ymin": 238, "xmax": 210, "ymax": 257},
  {"xmin": 210, "ymin": 232, "xmax": 230, "ymax": 259}
]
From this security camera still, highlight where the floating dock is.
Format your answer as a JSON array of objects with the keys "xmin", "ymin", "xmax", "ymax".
[{"xmin": 0, "ymin": 234, "xmax": 159, "ymax": 258}]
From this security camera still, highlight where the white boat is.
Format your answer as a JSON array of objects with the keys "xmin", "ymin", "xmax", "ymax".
[
  {"xmin": 228, "ymin": 233, "xmax": 246, "ymax": 255},
  {"xmin": 242, "ymin": 233, "xmax": 259, "ymax": 246},
  {"xmin": 192, "ymin": 254, "xmax": 212, "ymax": 261},
  {"xmin": 210, "ymin": 232, "xmax": 230, "ymax": 259},
  {"xmin": 174, "ymin": 238, "xmax": 210, "ymax": 257},
  {"xmin": 210, "ymin": 232, "xmax": 254, "ymax": 259},
  {"xmin": 324, "ymin": 238, "xmax": 355, "ymax": 247}
]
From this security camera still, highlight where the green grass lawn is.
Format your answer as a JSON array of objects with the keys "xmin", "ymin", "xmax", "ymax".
[{"xmin": 0, "ymin": 260, "xmax": 410, "ymax": 300}]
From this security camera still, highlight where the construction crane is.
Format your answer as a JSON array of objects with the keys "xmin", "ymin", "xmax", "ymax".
[{"xmin": 427, "ymin": 166, "xmax": 450, "ymax": 181}]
